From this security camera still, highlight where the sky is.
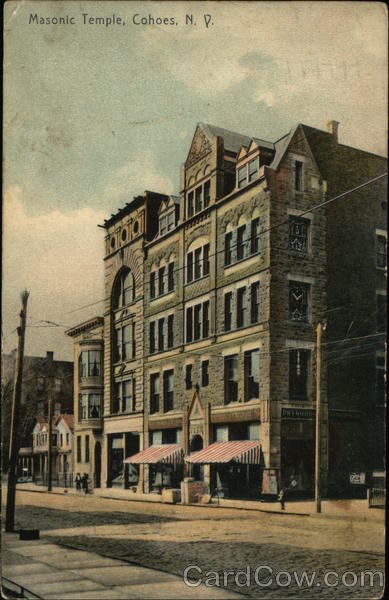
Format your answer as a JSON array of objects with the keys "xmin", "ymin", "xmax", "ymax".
[{"xmin": 3, "ymin": 1, "xmax": 387, "ymax": 361}]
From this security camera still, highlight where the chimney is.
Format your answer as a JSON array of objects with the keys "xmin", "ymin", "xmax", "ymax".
[
  {"xmin": 46, "ymin": 351, "xmax": 54, "ymax": 361},
  {"xmin": 327, "ymin": 120, "xmax": 339, "ymax": 143}
]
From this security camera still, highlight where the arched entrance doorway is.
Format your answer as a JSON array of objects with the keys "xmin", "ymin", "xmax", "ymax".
[
  {"xmin": 94, "ymin": 442, "xmax": 101, "ymax": 488},
  {"xmin": 190, "ymin": 435, "xmax": 204, "ymax": 481}
]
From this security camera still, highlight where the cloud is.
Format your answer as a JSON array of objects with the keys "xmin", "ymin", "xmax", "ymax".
[
  {"xmin": 2, "ymin": 186, "xmax": 107, "ymax": 360},
  {"xmin": 103, "ymin": 150, "xmax": 174, "ymax": 201}
]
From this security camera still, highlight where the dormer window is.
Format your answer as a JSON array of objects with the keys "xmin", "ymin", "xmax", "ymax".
[
  {"xmin": 158, "ymin": 198, "xmax": 179, "ymax": 237},
  {"xmin": 237, "ymin": 157, "xmax": 259, "ymax": 189},
  {"xmin": 160, "ymin": 216, "xmax": 167, "ymax": 236},
  {"xmin": 238, "ymin": 166, "xmax": 247, "ymax": 188},
  {"xmin": 248, "ymin": 157, "xmax": 259, "ymax": 182}
]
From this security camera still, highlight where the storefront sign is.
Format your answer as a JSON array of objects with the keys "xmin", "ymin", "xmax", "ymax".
[
  {"xmin": 282, "ymin": 408, "xmax": 315, "ymax": 420},
  {"xmin": 349, "ymin": 472, "xmax": 366, "ymax": 485}
]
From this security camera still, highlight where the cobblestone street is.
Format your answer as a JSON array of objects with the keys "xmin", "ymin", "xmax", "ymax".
[{"xmin": 2, "ymin": 489, "xmax": 385, "ymax": 598}]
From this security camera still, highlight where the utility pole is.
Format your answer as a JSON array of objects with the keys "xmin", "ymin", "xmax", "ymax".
[
  {"xmin": 47, "ymin": 381, "xmax": 53, "ymax": 492},
  {"xmin": 5, "ymin": 290, "xmax": 29, "ymax": 532},
  {"xmin": 315, "ymin": 322, "xmax": 322, "ymax": 514}
]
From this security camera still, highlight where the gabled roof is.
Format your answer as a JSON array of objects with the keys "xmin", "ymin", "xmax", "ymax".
[
  {"xmin": 58, "ymin": 414, "xmax": 74, "ymax": 432},
  {"xmin": 200, "ymin": 123, "xmax": 274, "ymax": 154}
]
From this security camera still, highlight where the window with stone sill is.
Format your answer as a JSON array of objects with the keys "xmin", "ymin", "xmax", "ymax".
[
  {"xmin": 150, "ymin": 373, "xmax": 160, "ymax": 414},
  {"xmin": 237, "ymin": 157, "xmax": 259, "ymax": 189},
  {"xmin": 113, "ymin": 380, "xmax": 134, "ymax": 414},
  {"xmin": 114, "ymin": 324, "xmax": 134, "ymax": 362},
  {"xmin": 224, "ymin": 354, "xmax": 238, "ymax": 404},
  {"xmin": 113, "ymin": 269, "xmax": 135, "ymax": 309},
  {"xmin": 289, "ymin": 217, "xmax": 309, "ymax": 254},
  {"xmin": 185, "ymin": 364, "xmax": 193, "ymax": 390},
  {"xmin": 186, "ymin": 300, "xmax": 210, "ymax": 343},
  {"xmin": 150, "ymin": 262, "xmax": 175, "ymax": 300},
  {"xmin": 289, "ymin": 282, "xmax": 310, "ymax": 322},
  {"xmin": 187, "ymin": 179, "xmax": 211, "ymax": 219},
  {"xmin": 186, "ymin": 243, "xmax": 210, "ymax": 283},
  {"xmin": 244, "ymin": 349, "xmax": 260, "ymax": 400},
  {"xmin": 224, "ymin": 218, "xmax": 260, "ymax": 267},
  {"xmin": 201, "ymin": 360, "xmax": 209, "ymax": 387},
  {"xmin": 163, "ymin": 370, "xmax": 174, "ymax": 412}
]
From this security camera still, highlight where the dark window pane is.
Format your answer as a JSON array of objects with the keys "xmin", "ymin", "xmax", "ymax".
[
  {"xmin": 188, "ymin": 192, "xmax": 194, "ymax": 218},
  {"xmin": 150, "ymin": 322, "xmax": 155, "ymax": 354},
  {"xmin": 187, "ymin": 252, "xmax": 193, "ymax": 283},
  {"xmin": 289, "ymin": 217, "xmax": 308, "ymax": 253},
  {"xmin": 250, "ymin": 282, "xmax": 260, "ymax": 324},
  {"xmin": 237, "ymin": 287, "xmax": 247, "ymax": 328},
  {"xmin": 194, "ymin": 304, "xmax": 202, "ymax": 340},
  {"xmin": 238, "ymin": 166, "xmax": 247, "ymax": 188},
  {"xmin": 244, "ymin": 350, "xmax": 259, "ymax": 400},
  {"xmin": 186, "ymin": 307, "xmax": 193, "ymax": 342},
  {"xmin": 224, "ymin": 292, "xmax": 232, "ymax": 331},
  {"xmin": 122, "ymin": 325, "xmax": 131, "ymax": 359},
  {"xmin": 204, "ymin": 180, "xmax": 210, "ymax": 208},
  {"xmin": 201, "ymin": 360, "xmax": 209, "ymax": 387},
  {"xmin": 168, "ymin": 262, "xmax": 174, "ymax": 291},
  {"xmin": 150, "ymin": 272, "xmax": 156, "ymax": 299},
  {"xmin": 163, "ymin": 370, "xmax": 174, "ymax": 412},
  {"xmin": 167, "ymin": 314, "xmax": 174, "ymax": 348},
  {"xmin": 251, "ymin": 218, "xmax": 259, "ymax": 254},
  {"xmin": 289, "ymin": 349, "xmax": 309, "ymax": 399},
  {"xmin": 225, "ymin": 232, "xmax": 233, "ymax": 266},
  {"xmin": 158, "ymin": 318, "xmax": 165, "ymax": 351},
  {"xmin": 194, "ymin": 248, "xmax": 202, "ymax": 279},
  {"xmin": 185, "ymin": 364, "xmax": 192, "ymax": 390},
  {"xmin": 158, "ymin": 266, "xmax": 165, "ymax": 296},
  {"xmin": 237, "ymin": 225, "xmax": 246, "ymax": 260},
  {"xmin": 203, "ymin": 301, "xmax": 209, "ymax": 338},
  {"xmin": 150, "ymin": 374, "xmax": 159, "ymax": 414},
  {"xmin": 295, "ymin": 161, "xmax": 303, "ymax": 191},
  {"xmin": 224, "ymin": 355, "xmax": 238, "ymax": 404},
  {"xmin": 377, "ymin": 235, "xmax": 387, "ymax": 268},
  {"xmin": 203, "ymin": 244, "xmax": 210, "ymax": 276},
  {"xmin": 195, "ymin": 187, "xmax": 202, "ymax": 212},
  {"xmin": 289, "ymin": 282, "xmax": 309, "ymax": 322},
  {"xmin": 248, "ymin": 158, "xmax": 259, "ymax": 182}
]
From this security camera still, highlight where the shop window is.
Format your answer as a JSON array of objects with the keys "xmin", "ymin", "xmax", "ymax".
[
  {"xmin": 289, "ymin": 349, "xmax": 310, "ymax": 400},
  {"xmin": 215, "ymin": 425, "xmax": 228, "ymax": 441},
  {"xmin": 289, "ymin": 282, "xmax": 309, "ymax": 322},
  {"xmin": 289, "ymin": 217, "xmax": 309, "ymax": 253},
  {"xmin": 224, "ymin": 355, "xmax": 238, "ymax": 404},
  {"xmin": 244, "ymin": 349, "xmax": 260, "ymax": 400},
  {"xmin": 150, "ymin": 374, "xmax": 159, "ymax": 414}
]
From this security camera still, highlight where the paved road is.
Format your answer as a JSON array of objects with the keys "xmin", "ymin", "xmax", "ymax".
[{"xmin": 2, "ymin": 489, "xmax": 385, "ymax": 598}]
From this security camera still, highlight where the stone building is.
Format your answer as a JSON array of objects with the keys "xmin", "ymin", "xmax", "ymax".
[
  {"xmin": 68, "ymin": 120, "xmax": 387, "ymax": 498},
  {"xmin": 66, "ymin": 317, "xmax": 104, "ymax": 487}
]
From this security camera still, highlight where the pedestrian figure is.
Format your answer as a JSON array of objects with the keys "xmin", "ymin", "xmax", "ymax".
[
  {"xmin": 82, "ymin": 473, "xmax": 89, "ymax": 494},
  {"xmin": 75, "ymin": 472, "xmax": 81, "ymax": 493},
  {"xmin": 278, "ymin": 488, "xmax": 285, "ymax": 510}
]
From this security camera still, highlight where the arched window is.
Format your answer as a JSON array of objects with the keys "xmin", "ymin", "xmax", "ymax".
[{"xmin": 113, "ymin": 269, "xmax": 135, "ymax": 309}]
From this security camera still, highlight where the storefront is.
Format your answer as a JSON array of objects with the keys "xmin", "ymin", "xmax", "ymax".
[
  {"xmin": 125, "ymin": 444, "xmax": 184, "ymax": 494},
  {"xmin": 281, "ymin": 409, "xmax": 315, "ymax": 495}
]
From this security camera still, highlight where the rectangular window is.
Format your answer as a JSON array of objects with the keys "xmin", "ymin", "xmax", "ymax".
[
  {"xmin": 289, "ymin": 217, "xmax": 309, "ymax": 253},
  {"xmin": 132, "ymin": 322, "xmax": 136, "ymax": 358},
  {"xmin": 194, "ymin": 247, "xmax": 202, "ymax": 279},
  {"xmin": 186, "ymin": 307, "xmax": 193, "ymax": 343},
  {"xmin": 167, "ymin": 314, "xmax": 174, "ymax": 348},
  {"xmin": 88, "ymin": 350, "xmax": 101, "ymax": 376},
  {"xmin": 244, "ymin": 350, "xmax": 260, "ymax": 400},
  {"xmin": 150, "ymin": 374, "xmax": 159, "ymax": 414},
  {"xmin": 66, "ymin": 433, "xmax": 69, "ymax": 445},
  {"xmin": 122, "ymin": 381, "xmax": 131, "ymax": 413},
  {"xmin": 377, "ymin": 235, "xmax": 387, "ymax": 268},
  {"xmin": 237, "ymin": 287, "xmax": 247, "ymax": 328},
  {"xmin": 158, "ymin": 266, "xmax": 165, "ymax": 296},
  {"xmin": 237, "ymin": 225, "xmax": 246, "ymax": 260},
  {"xmin": 89, "ymin": 394, "xmax": 101, "ymax": 418},
  {"xmin": 187, "ymin": 252, "xmax": 193, "ymax": 283},
  {"xmin": 250, "ymin": 218, "xmax": 259, "ymax": 254},
  {"xmin": 185, "ymin": 364, "xmax": 193, "ymax": 390},
  {"xmin": 248, "ymin": 158, "xmax": 259, "ymax": 182},
  {"xmin": 168, "ymin": 262, "xmax": 174, "ymax": 291},
  {"xmin": 376, "ymin": 294, "xmax": 387, "ymax": 333},
  {"xmin": 122, "ymin": 324, "xmax": 131, "ymax": 360},
  {"xmin": 85, "ymin": 435, "xmax": 90, "ymax": 463},
  {"xmin": 114, "ymin": 327, "xmax": 122, "ymax": 362},
  {"xmin": 80, "ymin": 352, "xmax": 88, "ymax": 378},
  {"xmin": 160, "ymin": 215, "xmax": 167, "ymax": 236},
  {"xmin": 289, "ymin": 282, "xmax": 309, "ymax": 322},
  {"xmin": 158, "ymin": 318, "xmax": 165, "ymax": 352},
  {"xmin": 225, "ymin": 232, "xmax": 233, "ymax": 266},
  {"xmin": 167, "ymin": 211, "xmax": 174, "ymax": 231},
  {"xmin": 187, "ymin": 192, "xmax": 194, "ymax": 218},
  {"xmin": 113, "ymin": 383, "xmax": 120, "ymax": 413},
  {"xmin": 238, "ymin": 165, "xmax": 247, "ymax": 188},
  {"xmin": 195, "ymin": 186, "xmax": 202, "ymax": 212},
  {"xmin": 289, "ymin": 349, "xmax": 309, "ymax": 399},
  {"xmin": 79, "ymin": 393, "xmax": 88, "ymax": 419},
  {"xmin": 203, "ymin": 244, "xmax": 210, "ymax": 276},
  {"xmin": 149, "ymin": 321, "xmax": 156, "ymax": 354},
  {"xmin": 150, "ymin": 272, "xmax": 156, "ymax": 299},
  {"xmin": 250, "ymin": 282, "xmax": 260, "ymax": 324},
  {"xmin": 201, "ymin": 360, "xmax": 209, "ymax": 387},
  {"xmin": 224, "ymin": 355, "xmax": 238, "ymax": 404},
  {"xmin": 224, "ymin": 292, "xmax": 232, "ymax": 331},
  {"xmin": 77, "ymin": 436, "xmax": 82, "ymax": 463},
  {"xmin": 295, "ymin": 161, "xmax": 303, "ymax": 191},
  {"xmin": 202, "ymin": 301, "xmax": 209, "ymax": 338},
  {"xmin": 163, "ymin": 370, "xmax": 174, "ymax": 412},
  {"xmin": 194, "ymin": 304, "xmax": 202, "ymax": 340},
  {"xmin": 132, "ymin": 379, "xmax": 136, "ymax": 412},
  {"xmin": 204, "ymin": 180, "xmax": 210, "ymax": 208}
]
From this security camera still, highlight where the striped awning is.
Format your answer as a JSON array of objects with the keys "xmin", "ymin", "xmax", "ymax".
[
  {"xmin": 124, "ymin": 445, "xmax": 183, "ymax": 465},
  {"xmin": 186, "ymin": 441, "xmax": 261, "ymax": 465}
]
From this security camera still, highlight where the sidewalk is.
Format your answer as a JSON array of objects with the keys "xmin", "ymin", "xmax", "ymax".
[
  {"xmin": 16, "ymin": 482, "xmax": 384, "ymax": 521},
  {"xmin": 2, "ymin": 533, "xmax": 242, "ymax": 599}
]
